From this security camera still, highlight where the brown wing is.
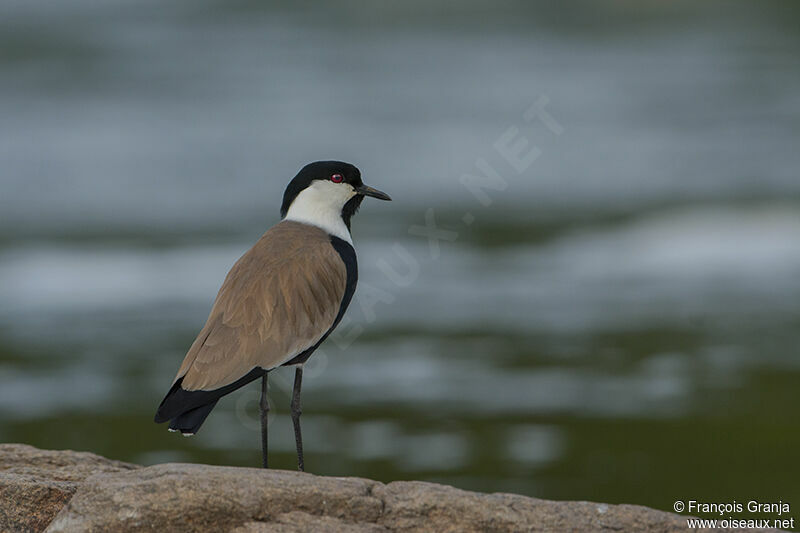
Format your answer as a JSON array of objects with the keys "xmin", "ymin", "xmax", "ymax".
[{"xmin": 175, "ymin": 221, "xmax": 347, "ymax": 391}]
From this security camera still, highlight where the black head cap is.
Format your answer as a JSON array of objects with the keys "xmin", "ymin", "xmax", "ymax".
[
  {"xmin": 281, "ymin": 160, "xmax": 371, "ymax": 230},
  {"xmin": 280, "ymin": 161, "xmax": 363, "ymax": 217}
]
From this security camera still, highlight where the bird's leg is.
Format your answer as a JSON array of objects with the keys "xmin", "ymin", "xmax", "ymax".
[
  {"xmin": 291, "ymin": 366, "xmax": 304, "ymax": 471},
  {"xmin": 260, "ymin": 371, "xmax": 269, "ymax": 469}
]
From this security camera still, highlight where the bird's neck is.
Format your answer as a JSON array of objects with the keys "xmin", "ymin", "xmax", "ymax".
[{"xmin": 283, "ymin": 187, "xmax": 353, "ymax": 245}]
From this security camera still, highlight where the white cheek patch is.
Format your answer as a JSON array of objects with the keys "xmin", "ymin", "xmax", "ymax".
[
  {"xmin": 284, "ymin": 180, "xmax": 357, "ymax": 244},
  {"xmin": 312, "ymin": 180, "xmax": 357, "ymax": 204}
]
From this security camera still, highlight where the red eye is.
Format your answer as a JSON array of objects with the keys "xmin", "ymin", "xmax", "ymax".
[{"xmin": 330, "ymin": 173, "xmax": 344, "ymax": 183}]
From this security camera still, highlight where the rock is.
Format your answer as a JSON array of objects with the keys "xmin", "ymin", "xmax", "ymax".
[
  {"xmin": 0, "ymin": 443, "xmax": 138, "ymax": 482},
  {"xmin": 230, "ymin": 512, "xmax": 389, "ymax": 533},
  {"xmin": 0, "ymin": 444, "xmax": 780, "ymax": 533},
  {"xmin": 371, "ymin": 481, "xmax": 709, "ymax": 533},
  {"xmin": 0, "ymin": 444, "xmax": 137, "ymax": 533},
  {"xmin": 45, "ymin": 463, "xmax": 383, "ymax": 533}
]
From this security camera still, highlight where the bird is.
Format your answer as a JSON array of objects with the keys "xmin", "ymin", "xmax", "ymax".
[{"xmin": 154, "ymin": 161, "xmax": 391, "ymax": 471}]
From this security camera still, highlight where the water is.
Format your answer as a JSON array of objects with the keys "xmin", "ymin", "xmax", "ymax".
[{"xmin": 1, "ymin": 0, "xmax": 799, "ymax": 522}]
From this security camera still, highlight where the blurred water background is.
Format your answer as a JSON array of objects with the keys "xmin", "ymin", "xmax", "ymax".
[{"xmin": 1, "ymin": 0, "xmax": 799, "ymax": 519}]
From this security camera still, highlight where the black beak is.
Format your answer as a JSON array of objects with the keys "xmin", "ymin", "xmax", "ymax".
[{"xmin": 356, "ymin": 184, "xmax": 392, "ymax": 201}]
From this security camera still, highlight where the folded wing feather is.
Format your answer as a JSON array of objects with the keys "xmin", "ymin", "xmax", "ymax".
[{"xmin": 175, "ymin": 221, "xmax": 347, "ymax": 391}]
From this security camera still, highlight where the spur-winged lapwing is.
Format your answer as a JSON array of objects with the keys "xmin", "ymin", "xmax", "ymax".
[{"xmin": 154, "ymin": 161, "xmax": 391, "ymax": 470}]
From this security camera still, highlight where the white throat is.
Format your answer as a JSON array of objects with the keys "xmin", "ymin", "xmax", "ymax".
[{"xmin": 283, "ymin": 180, "xmax": 356, "ymax": 244}]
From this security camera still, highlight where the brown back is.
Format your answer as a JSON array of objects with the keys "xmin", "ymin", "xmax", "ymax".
[{"xmin": 175, "ymin": 221, "xmax": 347, "ymax": 390}]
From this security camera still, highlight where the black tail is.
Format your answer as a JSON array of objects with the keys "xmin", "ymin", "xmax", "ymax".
[
  {"xmin": 168, "ymin": 401, "xmax": 217, "ymax": 435},
  {"xmin": 154, "ymin": 367, "xmax": 265, "ymax": 435}
]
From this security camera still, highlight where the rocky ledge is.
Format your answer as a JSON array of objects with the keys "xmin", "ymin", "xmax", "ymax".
[{"xmin": 0, "ymin": 444, "xmax": 775, "ymax": 532}]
